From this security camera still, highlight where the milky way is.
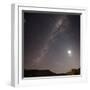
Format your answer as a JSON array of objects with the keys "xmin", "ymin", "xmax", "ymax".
[
  {"xmin": 24, "ymin": 12, "xmax": 80, "ymax": 73},
  {"xmin": 33, "ymin": 16, "xmax": 70, "ymax": 64}
]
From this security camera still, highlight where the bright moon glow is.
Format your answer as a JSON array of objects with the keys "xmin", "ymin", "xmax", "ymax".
[{"xmin": 67, "ymin": 50, "xmax": 72, "ymax": 55}]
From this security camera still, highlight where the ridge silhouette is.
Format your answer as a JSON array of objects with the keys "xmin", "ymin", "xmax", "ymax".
[{"xmin": 24, "ymin": 68, "xmax": 80, "ymax": 77}]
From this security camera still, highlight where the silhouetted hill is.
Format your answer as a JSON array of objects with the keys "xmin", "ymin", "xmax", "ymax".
[
  {"xmin": 24, "ymin": 69, "xmax": 56, "ymax": 77},
  {"xmin": 67, "ymin": 68, "xmax": 80, "ymax": 75},
  {"xmin": 24, "ymin": 68, "xmax": 80, "ymax": 77}
]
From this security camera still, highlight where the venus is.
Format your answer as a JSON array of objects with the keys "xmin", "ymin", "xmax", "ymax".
[{"xmin": 67, "ymin": 50, "xmax": 72, "ymax": 56}]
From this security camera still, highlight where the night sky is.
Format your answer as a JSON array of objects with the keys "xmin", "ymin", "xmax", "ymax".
[{"xmin": 24, "ymin": 11, "xmax": 80, "ymax": 74}]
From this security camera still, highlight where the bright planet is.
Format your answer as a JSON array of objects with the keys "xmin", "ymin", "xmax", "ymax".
[{"xmin": 67, "ymin": 50, "xmax": 71, "ymax": 54}]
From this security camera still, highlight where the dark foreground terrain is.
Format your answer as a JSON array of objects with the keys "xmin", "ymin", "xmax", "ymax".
[{"xmin": 24, "ymin": 68, "xmax": 80, "ymax": 77}]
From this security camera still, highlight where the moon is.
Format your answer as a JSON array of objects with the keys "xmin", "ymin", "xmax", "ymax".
[{"xmin": 67, "ymin": 50, "xmax": 72, "ymax": 56}]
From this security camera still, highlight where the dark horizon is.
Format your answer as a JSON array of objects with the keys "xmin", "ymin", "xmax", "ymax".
[
  {"xmin": 23, "ymin": 11, "xmax": 80, "ymax": 75},
  {"xmin": 24, "ymin": 68, "xmax": 80, "ymax": 77},
  {"xmin": 24, "ymin": 67, "xmax": 80, "ymax": 74}
]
